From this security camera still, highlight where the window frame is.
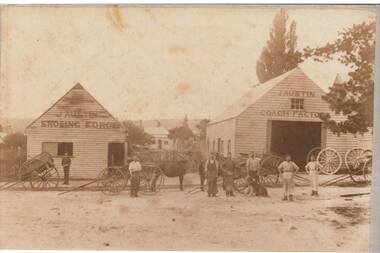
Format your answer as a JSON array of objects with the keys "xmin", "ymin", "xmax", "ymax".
[{"xmin": 290, "ymin": 98, "xmax": 304, "ymax": 110}]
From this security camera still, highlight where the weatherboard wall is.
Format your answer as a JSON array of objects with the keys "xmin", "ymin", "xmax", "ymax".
[
  {"xmin": 207, "ymin": 68, "xmax": 372, "ymax": 166},
  {"xmin": 25, "ymin": 84, "xmax": 126, "ymax": 179}
]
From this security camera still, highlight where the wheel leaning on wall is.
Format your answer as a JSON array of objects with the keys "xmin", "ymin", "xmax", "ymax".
[{"xmin": 316, "ymin": 148, "xmax": 342, "ymax": 175}]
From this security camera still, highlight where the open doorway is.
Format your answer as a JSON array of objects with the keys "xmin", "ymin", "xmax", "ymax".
[
  {"xmin": 108, "ymin": 143, "xmax": 125, "ymax": 166},
  {"xmin": 270, "ymin": 121, "xmax": 321, "ymax": 168}
]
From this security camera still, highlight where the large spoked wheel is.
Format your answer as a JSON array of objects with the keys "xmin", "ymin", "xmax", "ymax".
[
  {"xmin": 259, "ymin": 155, "xmax": 283, "ymax": 185},
  {"xmin": 317, "ymin": 148, "xmax": 342, "ymax": 175},
  {"xmin": 140, "ymin": 166, "xmax": 164, "ymax": 195},
  {"xmin": 29, "ymin": 164, "xmax": 60, "ymax": 190},
  {"xmin": 348, "ymin": 149, "xmax": 372, "ymax": 184},
  {"xmin": 305, "ymin": 147, "xmax": 321, "ymax": 172},
  {"xmin": 97, "ymin": 167, "xmax": 127, "ymax": 195},
  {"xmin": 233, "ymin": 162, "xmax": 248, "ymax": 194}
]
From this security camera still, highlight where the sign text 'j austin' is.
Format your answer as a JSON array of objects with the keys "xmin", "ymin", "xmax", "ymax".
[{"xmin": 40, "ymin": 110, "xmax": 120, "ymax": 129}]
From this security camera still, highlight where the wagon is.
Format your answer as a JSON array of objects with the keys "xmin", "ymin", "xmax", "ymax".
[
  {"xmin": 95, "ymin": 163, "xmax": 164, "ymax": 196},
  {"xmin": 0, "ymin": 152, "xmax": 60, "ymax": 190},
  {"xmin": 77, "ymin": 150, "xmax": 188, "ymax": 196},
  {"xmin": 304, "ymin": 146, "xmax": 373, "ymax": 184},
  {"xmin": 233, "ymin": 153, "xmax": 284, "ymax": 194}
]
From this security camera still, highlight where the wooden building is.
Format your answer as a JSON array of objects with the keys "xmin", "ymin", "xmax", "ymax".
[
  {"xmin": 25, "ymin": 83, "xmax": 127, "ymax": 179},
  {"xmin": 206, "ymin": 67, "xmax": 372, "ymax": 167}
]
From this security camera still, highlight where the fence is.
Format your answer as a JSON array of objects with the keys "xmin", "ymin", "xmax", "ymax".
[{"xmin": 0, "ymin": 146, "xmax": 26, "ymax": 179}]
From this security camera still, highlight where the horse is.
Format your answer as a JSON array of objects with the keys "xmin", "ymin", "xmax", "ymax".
[{"xmin": 157, "ymin": 159, "xmax": 191, "ymax": 191}]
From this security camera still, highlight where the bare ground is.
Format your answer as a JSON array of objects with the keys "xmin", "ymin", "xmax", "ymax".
[{"xmin": 0, "ymin": 185, "xmax": 371, "ymax": 251}]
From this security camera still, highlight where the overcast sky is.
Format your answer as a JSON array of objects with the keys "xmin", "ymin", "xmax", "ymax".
[{"xmin": 0, "ymin": 6, "xmax": 375, "ymax": 121}]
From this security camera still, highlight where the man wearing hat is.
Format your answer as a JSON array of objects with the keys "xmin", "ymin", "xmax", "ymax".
[
  {"xmin": 205, "ymin": 152, "xmax": 219, "ymax": 197},
  {"xmin": 129, "ymin": 155, "xmax": 142, "ymax": 197}
]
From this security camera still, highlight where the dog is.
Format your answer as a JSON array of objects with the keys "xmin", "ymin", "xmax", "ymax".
[{"xmin": 246, "ymin": 176, "xmax": 268, "ymax": 197}]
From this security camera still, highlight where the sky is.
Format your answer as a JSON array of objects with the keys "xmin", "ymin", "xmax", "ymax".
[{"xmin": 0, "ymin": 5, "xmax": 376, "ymax": 121}]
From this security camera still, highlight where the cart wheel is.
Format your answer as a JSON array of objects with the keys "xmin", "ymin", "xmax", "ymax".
[
  {"xmin": 305, "ymin": 147, "xmax": 321, "ymax": 172},
  {"xmin": 97, "ymin": 167, "xmax": 127, "ymax": 195},
  {"xmin": 29, "ymin": 165, "xmax": 60, "ymax": 190},
  {"xmin": 234, "ymin": 177, "xmax": 248, "ymax": 194},
  {"xmin": 317, "ymin": 148, "xmax": 342, "ymax": 175},
  {"xmin": 259, "ymin": 155, "xmax": 282, "ymax": 185},
  {"xmin": 345, "ymin": 147, "xmax": 365, "ymax": 169},
  {"xmin": 348, "ymin": 149, "xmax": 372, "ymax": 184},
  {"xmin": 233, "ymin": 163, "xmax": 248, "ymax": 193},
  {"xmin": 140, "ymin": 166, "xmax": 163, "ymax": 195}
]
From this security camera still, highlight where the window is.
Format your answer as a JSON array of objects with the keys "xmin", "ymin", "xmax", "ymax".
[
  {"xmin": 42, "ymin": 142, "xmax": 73, "ymax": 157},
  {"xmin": 228, "ymin": 140, "xmax": 231, "ymax": 153},
  {"xmin": 221, "ymin": 140, "xmax": 224, "ymax": 154},
  {"xmin": 212, "ymin": 140, "xmax": 215, "ymax": 152},
  {"xmin": 291, "ymin": 98, "xmax": 304, "ymax": 109},
  {"xmin": 164, "ymin": 141, "xmax": 169, "ymax": 145}
]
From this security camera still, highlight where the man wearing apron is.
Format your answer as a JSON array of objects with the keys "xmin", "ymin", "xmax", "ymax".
[
  {"xmin": 205, "ymin": 153, "xmax": 219, "ymax": 197},
  {"xmin": 278, "ymin": 154, "xmax": 299, "ymax": 201}
]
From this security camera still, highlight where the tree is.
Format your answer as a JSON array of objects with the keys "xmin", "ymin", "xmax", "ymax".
[
  {"xmin": 122, "ymin": 120, "xmax": 152, "ymax": 146},
  {"xmin": 3, "ymin": 132, "xmax": 27, "ymax": 149},
  {"xmin": 168, "ymin": 125, "xmax": 194, "ymax": 151},
  {"xmin": 196, "ymin": 118, "xmax": 210, "ymax": 140},
  {"xmin": 256, "ymin": 9, "xmax": 302, "ymax": 83},
  {"xmin": 303, "ymin": 19, "xmax": 375, "ymax": 135}
]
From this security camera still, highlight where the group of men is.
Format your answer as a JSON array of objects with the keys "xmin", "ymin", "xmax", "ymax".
[
  {"xmin": 199, "ymin": 151, "xmax": 320, "ymax": 201},
  {"xmin": 60, "ymin": 150, "xmax": 320, "ymax": 200}
]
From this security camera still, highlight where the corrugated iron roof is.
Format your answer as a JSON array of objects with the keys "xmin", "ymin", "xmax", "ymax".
[{"xmin": 210, "ymin": 67, "xmax": 299, "ymax": 124}]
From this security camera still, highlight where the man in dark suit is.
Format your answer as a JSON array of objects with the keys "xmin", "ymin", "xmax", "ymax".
[{"xmin": 61, "ymin": 152, "xmax": 71, "ymax": 185}]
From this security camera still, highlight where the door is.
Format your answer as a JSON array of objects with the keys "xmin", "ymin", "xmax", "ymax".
[{"xmin": 108, "ymin": 143, "xmax": 125, "ymax": 166}]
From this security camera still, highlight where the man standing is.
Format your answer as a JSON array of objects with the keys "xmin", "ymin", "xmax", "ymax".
[
  {"xmin": 205, "ymin": 153, "xmax": 219, "ymax": 197},
  {"xmin": 129, "ymin": 155, "xmax": 142, "ymax": 197},
  {"xmin": 305, "ymin": 155, "xmax": 320, "ymax": 196},
  {"xmin": 278, "ymin": 154, "xmax": 299, "ymax": 201},
  {"xmin": 246, "ymin": 152, "xmax": 261, "ymax": 183},
  {"xmin": 222, "ymin": 152, "xmax": 235, "ymax": 197},
  {"xmin": 61, "ymin": 152, "xmax": 71, "ymax": 185}
]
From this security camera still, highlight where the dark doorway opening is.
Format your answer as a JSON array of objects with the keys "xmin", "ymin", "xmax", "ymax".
[
  {"xmin": 270, "ymin": 121, "xmax": 321, "ymax": 168},
  {"xmin": 108, "ymin": 143, "xmax": 125, "ymax": 166}
]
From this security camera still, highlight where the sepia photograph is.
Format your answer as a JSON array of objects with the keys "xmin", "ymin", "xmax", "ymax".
[{"xmin": 0, "ymin": 4, "xmax": 377, "ymax": 252}]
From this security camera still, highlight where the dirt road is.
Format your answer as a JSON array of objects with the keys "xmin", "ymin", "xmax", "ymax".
[{"xmin": 0, "ymin": 185, "xmax": 371, "ymax": 251}]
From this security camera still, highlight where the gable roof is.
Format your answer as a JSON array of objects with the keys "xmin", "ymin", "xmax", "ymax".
[
  {"xmin": 26, "ymin": 83, "xmax": 125, "ymax": 130},
  {"xmin": 209, "ymin": 67, "xmax": 326, "ymax": 124},
  {"xmin": 210, "ymin": 68, "xmax": 297, "ymax": 124},
  {"xmin": 144, "ymin": 126, "xmax": 169, "ymax": 137}
]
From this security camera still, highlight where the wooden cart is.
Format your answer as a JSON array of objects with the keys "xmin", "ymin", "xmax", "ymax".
[{"xmin": 0, "ymin": 152, "xmax": 60, "ymax": 190}]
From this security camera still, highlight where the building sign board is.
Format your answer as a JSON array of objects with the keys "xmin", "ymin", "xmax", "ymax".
[{"xmin": 260, "ymin": 110, "xmax": 321, "ymax": 119}]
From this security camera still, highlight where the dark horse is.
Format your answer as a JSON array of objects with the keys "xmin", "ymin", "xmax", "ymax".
[{"xmin": 158, "ymin": 159, "xmax": 190, "ymax": 191}]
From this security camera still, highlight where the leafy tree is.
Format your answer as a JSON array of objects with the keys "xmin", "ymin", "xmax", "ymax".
[
  {"xmin": 122, "ymin": 120, "xmax": 152, "ymax": 146},
  {"xmin": 256, "ymin": 9, "xmax": 302, "ymax": 83},
  {"xmin": 3, "ymin": 132, "xmax": 27, "ymax": 148},
  {"xmin": 303, "ymin": 19, "xmax": 375, "ymax": 135},
  {"xmin": 168, "ymin": 125, "xmax": 194, "ymax": 151},
  {"xmin": 196, "ymin": 118, "xmax": 210, "ymax": 140}
]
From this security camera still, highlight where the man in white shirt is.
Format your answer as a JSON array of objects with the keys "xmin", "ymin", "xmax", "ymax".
[
  {"xmin": 129, "ymin": 155, "xmax": 142, "ymax": 197},
  {"xmin": 278, "ymin": 154, "xmax": 299, "ymax": 201},
  {"xmin": 246, "ymin": 152, "xmax": 261, "ymax": 183},
  {"xmin": 305, "ymin": 155, "xmax": 320, "ymax": 196}
]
